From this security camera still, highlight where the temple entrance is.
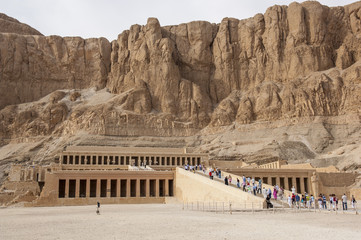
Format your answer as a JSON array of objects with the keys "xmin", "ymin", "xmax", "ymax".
[
  {"xmin": 304, "ymin": 178, "xmax": 308, "ymax": 193},
  {"xmin": 90, "ymin": 180, "xmax": 97, "ymax": 197},
  {"xmin": 130, "ymin": 180, "xmax": 136, "ymax": 197},
  {"xmin": 120, "ymin": 180, "xmax": 127, "ymax": 197},
  {"xmin": 140, "ymin": 180, "xmax": 146, "ymax": 197},
  {"xmin": 296, "ymin": 178, "xmax": 301, "ymax": 193},
  {"xmin": 101, "ymin": 179, "xmax": 107, "ymax": 197},
  {"xmin": 159, "ymin": 179, "xmax": 165, "ymax": 197},
  {"xmin": 79, "ymin": 179, "xmax": 86, "ymax": 198},
  {"xmin": 68, "ymin": 179, "xmax": 76, "ymax": 198},
  {"xmin": 58, "ymin": 179, "xmax": 65, "ymax": 198},
  {"xmin": 168, "ymin": 180, "xmax": 174, "ymax": 197},
  {"xmin": 288, "ymin": 177, "xmax": 293, "ymax": 190},
  {"xmin": 111, "ymin": 179, "xmax": 117, "ymax": 197},
  {"xmin": 150, "ymin": 180, "xmax": 156, "ymax": 197}
]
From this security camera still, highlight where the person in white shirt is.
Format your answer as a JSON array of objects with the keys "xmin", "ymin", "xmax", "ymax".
[
  {"xmin": 342, "ymin": 193, "xmax": 348, "ymax": 210},
  {"xmin": 288, "ymin": 195, "xmax": 292, "ymax": 208},
  {"xmin": 291, "ymin": 186, "xmax": 296, "ymax": 194}
]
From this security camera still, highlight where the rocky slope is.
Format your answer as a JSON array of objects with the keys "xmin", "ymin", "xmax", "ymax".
[{"xmin": 0, "ymin": 1, "xmax": 361, "ymax": 181}]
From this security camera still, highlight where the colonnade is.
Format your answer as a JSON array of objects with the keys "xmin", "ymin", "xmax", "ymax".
[
  {"xmin": 58, "ymin": 177, "xmax": 174, "ymax": 199},
  {"xmin": 61, "ymin": 154, "xmax": 201, "ymax": 167},
  {"xmin": 229, "ymin": 170, "xmax": 313, "ymax": 194}
]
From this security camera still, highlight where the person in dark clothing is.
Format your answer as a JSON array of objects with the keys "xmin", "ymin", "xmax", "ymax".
[
  {"xmin": 96, "ymin": 201, "xmax": 100, "ymax": 215},
  {"xmin": 266, "ymin": 195, "xmax": 273, "ymax": 209},
  {"xmin": 224, "ymin": 176, "xmax": 229, "ymax": 185}
]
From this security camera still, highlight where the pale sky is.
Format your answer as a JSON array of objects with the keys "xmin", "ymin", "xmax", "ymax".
[{"xmin": 0, "ymin": 0, "xmax": 358, "ymax": 41}]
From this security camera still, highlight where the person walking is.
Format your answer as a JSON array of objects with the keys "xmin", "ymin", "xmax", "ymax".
[
  {"xmin": 224, "ymin": 176, "xmax": 229, "ymax": 185},
  {"xmin": 273, "ymin": 188, "xmax": 278, "ymax": 200},
  {"xmin": 342, "ymin": 193, "xmax": 348, "ymax": 211},
  {"xmin": 318, "ymin": 195, "xmax": 323, "ymax": 209},
  {"xmin": 288, "ymin": 195, "xmax": 292, "ymax": 208},
  {"xmin": 351, "ymin": 195, "xmax": 357, "ymax": 209},
  {"xmin": 262, "ymin": 187, "xmax": 267, "ymax": 198},
  {"xmin": 236, "ymin": 178, "xmax": 240, "ymax": 188},
  {"xmin": 96, "ymin": 201, "xmax": 100, "ymax": 215}
]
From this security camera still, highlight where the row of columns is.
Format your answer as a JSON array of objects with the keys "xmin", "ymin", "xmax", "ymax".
[
  {"xmin": 61, "ymin": 155, "xmax": 201, "ymax": 167},
  {"xmin": 248, "ymin": 175, "xmax": 310, "ymax": 194},
  {"xmin": 60, "ymin": 178, "xmax": 173, "ymax": 198}
]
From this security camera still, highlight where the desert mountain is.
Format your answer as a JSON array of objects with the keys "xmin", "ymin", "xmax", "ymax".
[{"xmin": 0, "ymin": 1, "xmax": 361, "ymax": 182}]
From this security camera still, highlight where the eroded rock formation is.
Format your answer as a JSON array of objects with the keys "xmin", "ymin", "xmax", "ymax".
[{"xmin": 1, "ymin": 1, "xmax": 361, "ymax": 176}]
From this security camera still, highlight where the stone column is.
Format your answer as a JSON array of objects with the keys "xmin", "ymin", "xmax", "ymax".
[
  {"xmin": 116, "ymin": 179, "xmax": 120, "ymax": 197},
  {"xmin": 65, "ymin": 179, "xmax": 69, "ymax": 198},
  {"xmin": 155, "ymin": 179, "xmax": 159, "ymax": 197},
  {"xmin": 267, "ymin": 176, "xmax": 271, "ymax": 186},
  {"xmin": 165, "ymin": 179, "xmax": 169, "ymax": 196},
  {"xmin": 136, "ymin": 179, "xmax": 140, "ymax": 197},
  {"xmin": 292, "ymin": 177, "xmax": 297, "ymax": 193},
  {"xmin": 75, "ymin": 179, "xmax": 80, "ymax": 198},
  {"xmin": 86, "ymin": 178, "xmax": 90, "ymax": 198},
  {"xmin": 276, "ymin": 177, "xmax": 281, "ymax": 187},
  {"xmin": 96, "ymin": 179, "xmax": 101, "ymax": 198},
  {"xmin": 106, "ymin": 179, "xmax": 111, "ymax": 197},
  {"xmin": 300, "ymin": 177, "xmax": 305, "ymax": 194},
  {"xmin": 146, "ymin": 179, "xmax": 150, "ymax": 197},
  {"xmin": 126, "ymin": 179, "xmax": 130, "ymax": 197}
]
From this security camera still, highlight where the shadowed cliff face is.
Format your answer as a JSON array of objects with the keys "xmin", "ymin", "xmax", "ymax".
[{"xmin": 0, "ymin": 1, "xmax": 361, "ymax": 141}]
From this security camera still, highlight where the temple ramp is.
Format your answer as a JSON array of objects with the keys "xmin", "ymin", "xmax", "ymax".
[{"xmin": 175, "ymin": 168, "xmax": 265, "ymax": 208}]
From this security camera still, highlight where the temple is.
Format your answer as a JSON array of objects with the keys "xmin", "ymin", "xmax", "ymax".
[{"xmin": 0, "ymin": 146, "xmax": 360, "ymax": 207}]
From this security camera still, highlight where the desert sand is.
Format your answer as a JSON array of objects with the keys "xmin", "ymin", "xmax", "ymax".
[{"xmin": 0, "ymin": 204, "xmax": 360, "ymax": 240}]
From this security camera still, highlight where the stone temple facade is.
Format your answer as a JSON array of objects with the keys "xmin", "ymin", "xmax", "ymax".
[{"xmin": 1, "ymin": 146, "xmax": 360, "ymax": 207}]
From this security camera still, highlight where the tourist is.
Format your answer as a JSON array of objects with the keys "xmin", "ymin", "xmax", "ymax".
[
  {"xmin": 292, "ymin": 193, "xmax": 296, "ymax": 206},
  {"xmin": 342, "ymin": 193, "xmax": 347, "ymax": 211},
  {"xmin": 253, "ymin": 184, "xmax": 257, "ymax": 196},
  {"xmin": 318, "ymin": 195, "xmax": 323, "ymax": 209},
  {"xmin": 279, "ymin": 187, "xmax": 284, "ymax": 200},
  {"xmin": 329, "ymin": 195, "xmax": 334, "ymax": 211},
  {"xmin": 351, "ymin": 195, "xmax": 357, "ymax": 209},
  {"xmin": 267, "ymin": 188, "xmax": 272, "ymax": 198},
  {"xmin": 242, "ymin": 182, "xmax": 246, "ymax": 192},
  {"xmin": 228, "ymin": 175, "xmax": 232, "ymax": 185},
  {"xmin": 266, "ymin": 195, "xmax": 273, "ymax": 209},
  {"xmin": 257, "ymin": 180, "xmax": 262, "ymax": 194},
  {"xmin": 209, "ymin": 170, "xmax": 213, "ymax": 180},
  {"xmin": 322, "ymin": 194, "xmax": 327, "ymax": 209},
  {"xmin": 96, "ymin": 201, "xmax": 100, "ymax": 215},
  {"xmin": 218, "ymin": 169, "xmax": 222, "ymax": 178},
  {"xmin": 236, "ymin": 178, "xmax": 240, "ymax": 188},
  {"xmin": 310, "ymin": 194, "xmax": 314, "ymax": 208},
  {"xmin": 295, "ymin": 194, "xmax": 300, "ymax": 208},
  {"xmin": 224, "ymin": 176, "xmax": 228, "ymax": 185},
  {"xmin": 335, "ymin": 195, "xmax": 339, "ymax": 210},
  {"xmin": 273, "ymin": 187, "xmax": 277, "ymax": 200},
  {"xmin": 288, "ymin": 195, "xmax": 292, "ymax": 208},
  {"xmin": 242, "ymin": 175, "xmax": 246, "ymax": 186},
  {"xmin": 262, "ymin": 187, "xmax": 267, "ymax": 198}
]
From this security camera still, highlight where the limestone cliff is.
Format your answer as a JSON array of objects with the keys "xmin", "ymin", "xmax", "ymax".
[{"xmin": 1, "ymin": 1, "xmax": 361, "ymax": 177}]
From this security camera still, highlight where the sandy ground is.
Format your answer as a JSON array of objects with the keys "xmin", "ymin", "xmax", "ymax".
[{"xmin": 0, "ymin": 204, "xmax": 360, "ymax": 240}]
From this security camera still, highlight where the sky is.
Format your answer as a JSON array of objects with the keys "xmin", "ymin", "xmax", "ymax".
[{"xmin": 1, "ymin": 0, "xmax": 359, "ymax": 41}]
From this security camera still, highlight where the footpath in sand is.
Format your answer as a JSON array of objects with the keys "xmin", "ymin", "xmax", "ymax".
[{"xmin": 0, "ymin": 204, "xmax": 360, "ymax": 240}]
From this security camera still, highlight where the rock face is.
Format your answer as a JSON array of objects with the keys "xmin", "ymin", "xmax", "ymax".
[
  {"xmin": 0, "ymin": 13, "xmax": 42, "ymax": 35},
  {"xmin": 1, "ymin": 1, "xmax": 361, "ymax": 173}
]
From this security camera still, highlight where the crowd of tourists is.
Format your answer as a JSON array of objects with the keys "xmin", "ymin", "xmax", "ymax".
[{"xmin": 184, "ymin": 165, "xmax": 358, "ymax": 211}]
